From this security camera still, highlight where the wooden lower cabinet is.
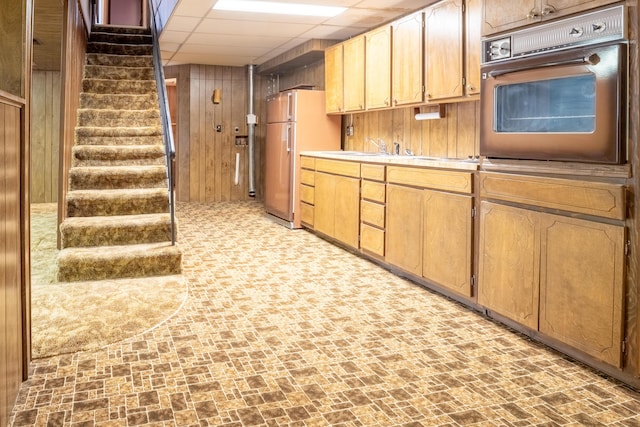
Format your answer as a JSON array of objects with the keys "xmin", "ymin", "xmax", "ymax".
[
  {"xmin": 478, "ymin": 201, "xmax": 626, "ymax": 367},
  {"xmin": 478, "ymin": 202, "xmax": 540, "ymax": 329},
  {"xmin": 386, "ymin": 184, "xmax": 423, "ymax": 276},
  {"xmin": 423, "ymin": 189, "xmax": 473, "ymax": 297},
  {"xmin": 314, "ymin": 171, "xmax": 360, "ymax": 249},
  {"xmin": 539, "ymin": 214, "xmax": 625, "ymax": 367}
]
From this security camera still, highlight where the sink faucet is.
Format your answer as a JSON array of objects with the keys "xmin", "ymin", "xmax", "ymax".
[
  {"xmin": 366, "ymin": 137, "xmax": 387, "ymax": 154},
  {"xmin": 393, "ymin": 142, "xmax": 400, "ymax": 155}
]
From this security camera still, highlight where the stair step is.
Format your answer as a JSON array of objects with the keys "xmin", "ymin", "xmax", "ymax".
[
  {"xmin": 87, "ymin": 42, "xmax": 153, "ymax": 56},
  {"xmin": 69, "ymin": 165, "xmax": 167, "ymax": 190},
  {"xmin": 84, "ymin": 65, "xmax": 154, "ymax": 81},
  {"xmin": 92, "ymin": 25, "xmax": 151, "ymax": 35},
  {"xmin": 75, "ymin": 134, "xmax": 165, "ymax": 146},
  {"xmin": 80, "ymin": 93, "xmax": 158, "ymax": 110},
  {"xmin": 77, "ymin": 108, "xmax": 161, "ymax": 128},
  {"xmin": 57, "ymin": 242, "xmax": 182, "ymax": 282},
  {"xmin": 90, "ymin": 31, "xmax": 152, "ymax": 45},
  {"xmin": 86, "ymin": 53, "xmax": 153, "ymax": 67},
  {"xmin": 60, "ymin": 213, "xmax": 173, "ymax": 248},
  {"xmin": 66, "ymin": 188, "xmax": 169, "ymax": 217},
  {"xmin": 82, "ymin": 79, "xmax": 157, "ymax": 95},
  {"xmin": 76, "ymin": 125, "xmax": 162, "ymax": 139},
  {"xmin": 72, "ymin": 145, "xmax": 165, "ymax": 166}
]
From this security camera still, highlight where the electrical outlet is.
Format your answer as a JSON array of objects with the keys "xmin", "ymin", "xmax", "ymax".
[{"xmin": 346, "ymin": 125, "xmax": 354, "ymax": 136}]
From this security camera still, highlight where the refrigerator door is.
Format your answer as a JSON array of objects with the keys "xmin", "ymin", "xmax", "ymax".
[
  {"xmin": 265, "ymin": 122, "xmax": 294, "ymax": 221},
  {"xmin": 266, "ymin": 91, "xmax": 296, "ymax": 123}
]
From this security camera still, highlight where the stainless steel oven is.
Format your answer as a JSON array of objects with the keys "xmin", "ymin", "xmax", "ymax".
[{"xmin": 480, "ymin": 6, "xmax": 628, "ymax": 164}]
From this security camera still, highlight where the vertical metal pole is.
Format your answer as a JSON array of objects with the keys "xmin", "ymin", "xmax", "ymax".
[{"xmin": 247, "ymin": 64, "xmax": 256, "ymax": 197}]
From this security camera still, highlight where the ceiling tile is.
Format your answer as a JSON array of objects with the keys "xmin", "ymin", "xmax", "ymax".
[
  {"xmin": 159, "ymin": 30, "xmax": 190, "ymax": 44},
  {"xmin": 172, "ymin": 0, "xmax": 216, "ymax": 17},
  {"xmin": 164, "ymin": 15, "xmax": 203, "ymax": 31},
  {"xmin": 196, "ymin": 18, "xmax": 315, "ymax": 37}
]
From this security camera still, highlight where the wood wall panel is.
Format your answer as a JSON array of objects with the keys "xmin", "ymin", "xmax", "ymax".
[
  {"xmin": 344, "ymin": 101, "xmax": 480, "ymax": 158},
  {"xmin": 31, "ymin": 71, "xmax": 61, "ymax": 203},
  {"xmin": 165, "ymin": 64, "xmax": 268, "ymax": 202},
  {"xmin": 0, "ymin": 98, "xmax": 24, "ymax": 427}
]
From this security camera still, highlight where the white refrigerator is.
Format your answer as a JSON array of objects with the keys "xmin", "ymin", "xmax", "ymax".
[{"xmin": 265, "ymin": 89, "xmax": 341, "ymax": 228}]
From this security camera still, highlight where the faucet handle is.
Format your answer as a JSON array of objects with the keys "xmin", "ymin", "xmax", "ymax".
[{"xmin": 393, "ymin": 142, "xmax": 400, "ymax": 155}]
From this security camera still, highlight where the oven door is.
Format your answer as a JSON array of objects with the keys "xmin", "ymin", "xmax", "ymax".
[{"xmin": 480, "ymin": 43, "xmax": 626, "ymax": 164}]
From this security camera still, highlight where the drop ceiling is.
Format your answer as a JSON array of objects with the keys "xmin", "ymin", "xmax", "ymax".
[{"xmin": 160, "ymin": 0, "xmax": 437, "ymax": 67}]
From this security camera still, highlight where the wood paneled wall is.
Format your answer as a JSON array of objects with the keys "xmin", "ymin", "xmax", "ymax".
[
  {"xmin": 31, "ymin": 71, "xmax": 61, "ymax": 203},
  {"xmin": 58, "ymin": 0, "xmax": 88, "ymax": 241},
  {"xmin": 343, "ymin": 101, "xmax": 480, "ymax": 158},
  {"xmin": 0, "ymin": 94, "xmax": 25, "ymax": 427},
  {"xmin": 165, "ymin": 64, "xmax": 269, "ymax": 202}
]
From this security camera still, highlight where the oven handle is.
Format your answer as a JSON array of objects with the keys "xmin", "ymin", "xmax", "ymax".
[{"xmin": 486, "ymin": 53, "xmax": 600, "ymax": 78}]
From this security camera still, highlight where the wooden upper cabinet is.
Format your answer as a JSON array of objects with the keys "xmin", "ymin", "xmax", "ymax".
[
  {"xmin": 482, "ymin": 0, "xmax": 621, "ymax": 36},
  {"xmin": 424, "ymin": 0, "xmax": 463, "ymax": 101},
  {"xmin": 392, "ymin": 11, "xmax": 424, "ymax": 106},
  {"xmin": 324, "ymin": 43, "xmax": 343, "ymax": 114},
  {"xmin": 465, "ymin": 0, "xmax": 482, "ymax": 96},
  {"xmin": 365, "ymin": 25, "xmax": 392, "ymax": 110},
  {"xmin": 343, "ymin": 35, "xmax": 366, "ymax": 112}
]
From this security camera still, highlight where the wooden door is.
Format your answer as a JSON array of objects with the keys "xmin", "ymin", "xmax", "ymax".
[
  {"xmin": 392, "ymin": 11, "xmax": 423, "ymax": 106},
  {"xmin": 108, "ymin": 0, "xmax": 143, "ymax": 26},
  {"xmin": 424, "ymin": 0, "xmax": 464, "ymax": 101},
  {"xmin": 477, "ymin": 202, "xmax": 540, "ymax": 329},
  {"xmin": 334, "ymin": 175, "xmax": 360, "ymax": 249},
  {"xmin": 313, "ymin": 172, "xmax": 335, "ymax": 238},
  {"xmin": 343, "ymin": 36, "xmax": 365, "ymax": 112},
  {"xmin": 541, "ymin": 0, "xmax": 620, "ymax": 22},
  {"xmin": 465, "ymin": 0, "xmax": 482, "ymax": 96},
  {"xmin": 365, "ymin": 26, "xmax": 392, "ymax": 110},
  {"xmin": 539, "ymin": 214, "xmax": 625, "ymax": 367},
  {"xmin": 423, "ymin": 190, "xmax": 473, "ymax": 297},
  {"xmin": 324, "ymin": 44, "xmax": 343, "ymax": 113},
  {"xmin": 386, "ymin": 184, "xmax": 423, "ymax": 276},
  {"xmin": 482, "ymin": 0, "xmax": 539, "ymax": 36}
]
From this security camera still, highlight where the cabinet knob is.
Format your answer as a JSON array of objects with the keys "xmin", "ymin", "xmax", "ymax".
[
  {"xmin": 527, "ymin": 8, "xmax": 540, "ymax": 19},
  {"xmin": 467, "ymin": 85, "xmax": 475, "ymax": 92},
  {"xmin": 541, "ymin": 5, "xmax": 556, "ymax": 16}
]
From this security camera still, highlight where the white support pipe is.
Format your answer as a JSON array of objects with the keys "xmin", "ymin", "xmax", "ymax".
[{"xmin": 247, "ymin": 64, "xmax": 256, "ymax": 197}]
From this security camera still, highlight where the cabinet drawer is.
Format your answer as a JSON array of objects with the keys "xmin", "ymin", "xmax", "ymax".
[
  {"xmin": 300, "ymin": 202, "xmax": 314, "ymax": 226},
  {"xmin": 300, "ymin": 184, "xmax": 314, "ymax": 204},
  {"xmin": 361, "ymin": 223, "xmax": 385, "ymax": 256},
  {"xmin": 361, "ymin": 163, "xmax": 386, "ymax": 181},
  {"xmin": 301, "ymin": 169, "xmax": 315, "ymax": 186},
  {"xmin": 361, "ymin": 180, "xmax": 385, "ymax": 203},
  {"xmin": 300, "ymin": 156, "xmax": 315, "ymax": 170},
  {"xmin": 361, "ymin": 200, "xmax": 385, "ymax": 228},
  {"xmin": 315, "ymin": 158, "xmax": 361, "ymax": 178},
  {"xmin": 479, "ymin": 172, "xmax": 626, "ymax": 220},
  {"xmin": 387, "ymin": 166, "xmax": 473, "ymax": 194}
]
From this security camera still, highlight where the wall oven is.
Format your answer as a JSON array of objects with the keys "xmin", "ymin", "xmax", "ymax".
[{"xmin": 480, "ymin": 6, "xmax": 627, "ymax": 164}]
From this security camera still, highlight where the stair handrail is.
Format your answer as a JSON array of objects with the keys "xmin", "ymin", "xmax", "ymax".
[{"xmin": 147, "ymin": 1, "xmax": 176, "ymax": 245}]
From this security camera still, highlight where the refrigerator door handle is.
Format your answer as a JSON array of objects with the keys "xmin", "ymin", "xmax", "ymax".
[
  {"xmin": 286, "ymin": 125, "xmax": 292, "ymax": 152},
  {"xmin": 287, "ymin": 91, "xmax": 294, "ymax": 121}
]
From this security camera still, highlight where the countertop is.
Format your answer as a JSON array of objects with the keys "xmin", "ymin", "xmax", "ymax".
[{"xmin": 300, "ymin": 150, "xmax": 480, "ymax": 171}]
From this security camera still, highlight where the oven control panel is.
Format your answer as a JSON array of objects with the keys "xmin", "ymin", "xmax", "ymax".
[
  {"xmin": 481, "ymin": 5, "xmax": 626, "ymax": 64},
  {"xmin": 484, "ymin": 37, "xmax": 511, "ymax": 63}
]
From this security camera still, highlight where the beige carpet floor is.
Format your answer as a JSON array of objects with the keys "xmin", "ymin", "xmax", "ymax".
[{"xmin": 30, "ymin": 203, "xmax": 187, "ymax": 359}]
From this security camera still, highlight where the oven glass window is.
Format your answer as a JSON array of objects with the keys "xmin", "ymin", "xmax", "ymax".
[{"xmin": 494, "ymin": 74, "xmax": 596, "ymax": 133}]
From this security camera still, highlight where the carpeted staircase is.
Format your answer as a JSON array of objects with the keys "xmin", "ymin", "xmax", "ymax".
[{"xmin": 57, "ymin": 25, "xmax": 182, "ymax": 282}]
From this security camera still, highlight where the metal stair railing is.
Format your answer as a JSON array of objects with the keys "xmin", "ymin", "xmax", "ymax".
[{"xmin": 148, "ymin": 0, "xmax": 177, "ymax": 245}]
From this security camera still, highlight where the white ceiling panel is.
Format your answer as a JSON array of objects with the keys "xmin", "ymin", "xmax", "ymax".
[{"xmin": 160, "ymin": 0, "xmax": 436, "ymax": 66}]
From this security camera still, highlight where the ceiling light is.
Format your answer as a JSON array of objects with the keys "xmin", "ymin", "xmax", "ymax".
[{"xmin": 213, "ymin": 0, "xmax": 347, "ymax": 17}]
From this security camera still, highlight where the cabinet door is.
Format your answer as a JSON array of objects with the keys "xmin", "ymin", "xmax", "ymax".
[
  {"xmin": 386, "ymin": 184, "xmax": 423, "ymax": 276},
  {"xmin": 324, "ymin": 44, "xmax": 343, "ymax": 113},
  {"xmin": 392, "ymin": 11, "xmax": 423, "ymax": 106},
  {"xmin": 477, "ymin": 202, "xmax": 540, "ymax": 330},
  {"xmin": 343, "ymin": 36, "xmax": 365, "ymax": 112},
  {"xmin": 465, "ymin": 0, "xmax": 482, "ymax": 96},
  {"xmin": 334, "ymin": 175, "xmax": 361, "ymax": 249},
  {"xmin": 314, "ymin": 172, "xmax": 335, "ymax": 237},
  {"xmin": 365, "ymin": 26, "xmax": 392, "ymax": 110},
  {"xmin": 424, "ymin": 0, "xmax": 463, "ymax": 101},
  {"xmin": 482, "ymin": 0, "xmax": 539, "ymax": 36},
  {"xmin": 539, "ymin": 214, "xmax": 625, "ymax": 367},
  {"xmin": 541, "ymin": 0, "xmax": 621, "ymax": 22},
  {"xmin": 423, "ymin": 190, "xmax": 473, "ymax": 297}
]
